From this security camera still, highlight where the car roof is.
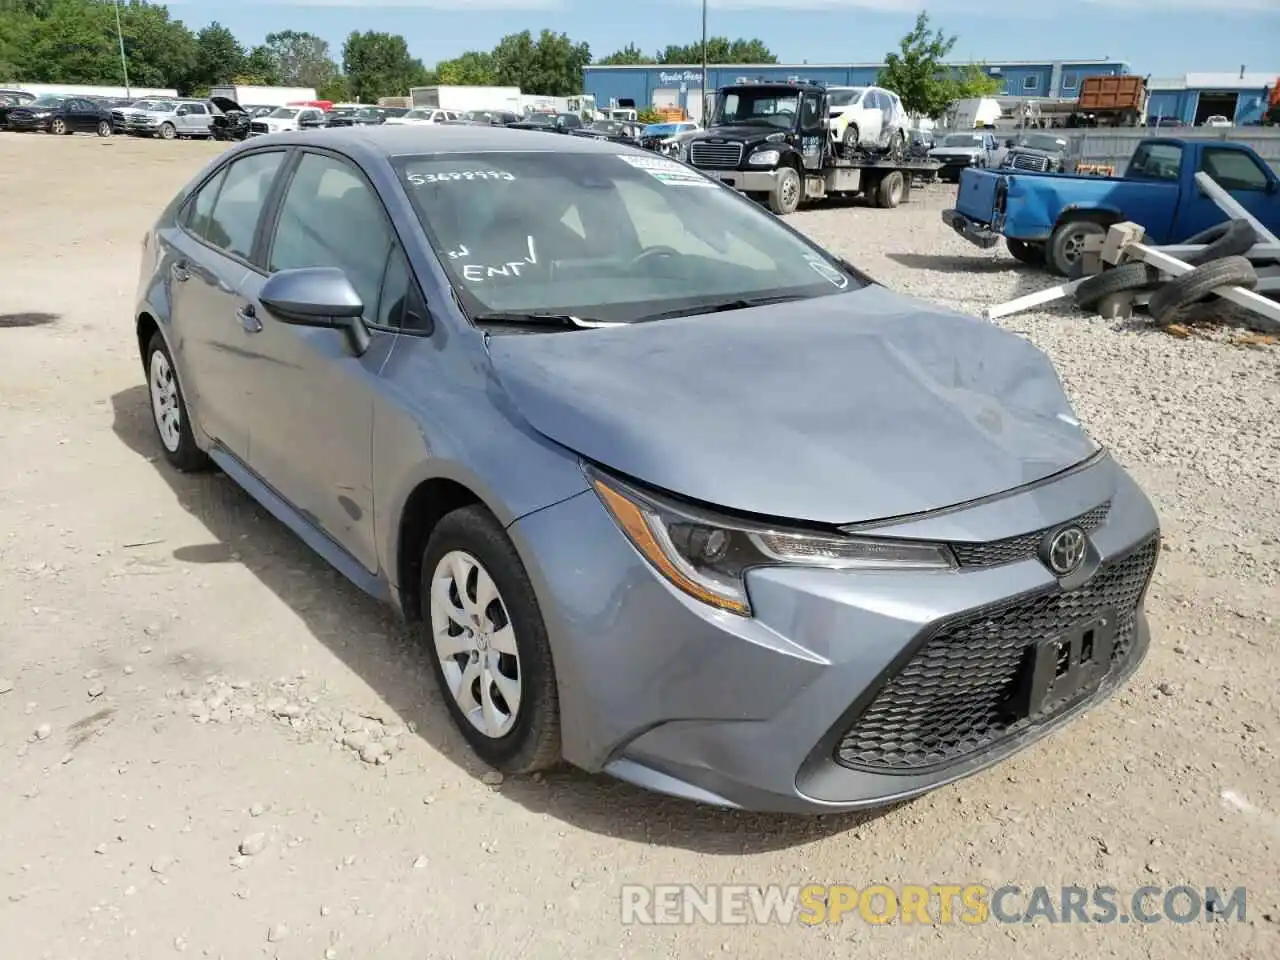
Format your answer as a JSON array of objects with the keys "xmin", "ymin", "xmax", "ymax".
[{"xmin": 229, "ymin": 124, "xmax": 638, "ymax": 159}]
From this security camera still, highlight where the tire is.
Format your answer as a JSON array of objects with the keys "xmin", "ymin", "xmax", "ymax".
[
  {"xmin": 421, "ymin": 505, "xmax": 561, "ymax": 775},
  {"xmin": 1181, "ymin": 219, "xmax": 1257, "ymax": 267},
  {"xmin": 50, "ymin": 117, "xmax": 67, "ymax": 135},
  {"xmin": 159, "ymin": 122, "xmax": 176, "ymax": 140},
  {"xmin": 841, "ymin": 123, "xmax": 860, "ymax": 158},
  {"xmin": 1147, "ymin": 255, "xmax": 1258, "ymax": 325},
  {"xmin": 1006, "ymin": 238, "xmax": 1046, "ymax": 267},
  {"xmin": 874, "ymin": 170, "xmax": 905, "ymax": 209},
  {"xmin": 144, "ymin": 332, "xmax": 211, "ymax": 472},
  {"xmin": 1074, "ymin": 261, "xmax": 1160, "ymax": 310},
  {"xmin": 1048, "ymin": 219, "xmax": 1107, "ymax": 277},
  {"xmin": 96, "ymin": 119, "xmax": 112, "ymax": 138},
  {"xmin": 767, "ymin": 166, "xmax": 802, "ymax": 216}
]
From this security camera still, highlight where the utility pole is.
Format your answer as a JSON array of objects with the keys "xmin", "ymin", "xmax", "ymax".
[
  {"xmin": 700, "ymin": 0, "xmax": 708, "ymax": 121},
  {"xmin": 113, "ymin": 0, "xmax": 131, "ymax": 98}
]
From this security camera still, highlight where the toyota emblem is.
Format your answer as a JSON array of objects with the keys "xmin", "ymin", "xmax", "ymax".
[{"xmin": 1044, "ymin": 525, "xmax": 1088, "ymax": 576}]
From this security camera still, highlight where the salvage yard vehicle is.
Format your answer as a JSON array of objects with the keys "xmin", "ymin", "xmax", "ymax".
[
  {"xmin": 506, "ymin": 112, "xmax": 584, "ymax": 133},
  {"xmin": 928, "ymin": 131, "xmax": 1003, "ymax": 182},
  {"xmin": 824, "ymin": 84, "xmax": 909, "ymax": 158},
  {"xmin": 682, "ymin": 80, "xmax": 939, "ymax": 215},
  {"xmin": 382, "ymin": 107, "xmax": 457, "ymax": 126},
  {"xmin": 134, "ymin": 125, "xmax": 1160, "ymax": 813},
  {"xmin": 124, "ymin": 99, "xmax": 218, "ymax": 139},
  {"xmin": 5, "ymin": 94, "xmax": 114, "ymax": 136},
  {"xmin": 0, "ymin": 89, "xmax": 36, "ymax": 129},
  {"xmin": 638, "ymin": 120, "xmax": 700, "ymax": 156},
  {"xmin": 570, "ymin": 118, "xmax": 643, "ymax": 144},
  {"xmin": 249, "ymin": 104, "xmax": 327, "ymax": 136},
  {"xmin": 998, "ymin": 132, "xmax": 1069, "ymax": 174},
  {"xmin": 943, "ymin": 136, "xmax": 1280, "ymax": 275}
]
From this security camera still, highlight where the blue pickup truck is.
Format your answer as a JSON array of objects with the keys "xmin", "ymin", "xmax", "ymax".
[{"xmin": 942, "ymin": 137, "xmax": 1280, "ymax": 275}]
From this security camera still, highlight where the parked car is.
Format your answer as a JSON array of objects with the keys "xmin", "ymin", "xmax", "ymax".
[
  {"xmin": 906, "ymin": 129, "xmax": 936, "ymax": 159},
  {"xmin": 208, "ymin": 96, "xmax": 256, "ymax": 140},
  {"xmin": 506, "ymin": 112, "xmax": 583, "ymax": 134},
  {"xmin": 1203, "ymin": 115, "xmax": 1233, "ymax": 128},
  {"xmin": 928, "ymin": 131, "xmax": 1003, "ymax": 181},
  {"xmin": 943, "ymin": 137, "xmax": 1280, "ymax": 274},
  {"xmin": 249, "ymin": 105, "xmax": 328, "ymax": 136},
  {"xmin": 134, "ymin": 126, "xmax": 1160, "ymax": 813},
  {"xmin": 123, "ymin": 99, "xmax": 218, "ymax": 139},
  {"xmin": 637, "ymin": 120, "xmax": 699, "ymax": 155},
  {"xmin": 457, "ymin": 109, "xmax": 519, "ymax": 126},
  {"xmin": 6, "ymin": 95, "xmax": 114, "ymax": 136},
  {"xmin": 825, "ymin": 84, "xmax": 909, "ymax": 157},
  {"xmin": 383, "ymin": 108, "xmax": 458, "ymax": 127},
  {"xmin": 570, "ymin": 119, "xmax": 642, "ymax": 143},
  {"xmin": 999, "ymin": 132, "xmax": 1070, "ymax": 174},
  {"xmin": 326, "ymin": 105, "xmax": 389, "ymax": 128},
  {"xmin": 0, "ymin": 89, "xmax": 36, "ymax": 129}
]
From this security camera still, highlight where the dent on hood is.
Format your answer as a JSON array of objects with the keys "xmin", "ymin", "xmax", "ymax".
[{"xmin": 485, "ymin": 286, "xmax": 1095, "ymax": 525}]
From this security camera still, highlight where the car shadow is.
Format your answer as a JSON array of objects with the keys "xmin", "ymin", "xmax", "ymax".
[
  {"xmin": 109, "ymin": 384, "xmax": 894, "ymax": 852},
  {"xmin": 0, "ymin": 311, "xmax": 59, "ymax": 328}
]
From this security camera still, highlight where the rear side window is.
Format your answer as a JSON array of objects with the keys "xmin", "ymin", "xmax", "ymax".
[
  {"xmin": 184, "ymin": 167, "xmax": 229, "ymax": 241},
  {"xmin": 199, "ymin": 151, "xmax": 286, "ymax": 259},
  {"xmin": 1128, "ymin": 142, "xmax": 1182, "ymax": 181},
  {"xmin": 1200, "ymin": 148, "xmax": 1270, "ymax": 192}
]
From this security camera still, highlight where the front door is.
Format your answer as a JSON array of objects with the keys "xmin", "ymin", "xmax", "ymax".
[
  {"xmin": 798, "ymin": 92, "xmax": 826, "ymax": 170},
  {"xmin": 166, "ymin": 149, "xmax": 289, "ymax": 460},
  {"xmin": 1183, "ymin": 145, "xmax": 1279, "ymax": 239},
  {"xmin": 182, "ymin": 102, "xmax": 211, "ymax": 136},
  {"xmin": 245, "ymin": 149, "xmax": 401, "ymax": 571}
]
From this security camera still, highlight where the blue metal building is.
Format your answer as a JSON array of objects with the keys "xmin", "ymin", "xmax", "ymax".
[
  {"xmin": 584, "ymin": 59, "xmax": 1130, "ymax": 119},
  {"xmin": 1146, "ymin": 72, "xmax": 1276, "ymax": 126}
]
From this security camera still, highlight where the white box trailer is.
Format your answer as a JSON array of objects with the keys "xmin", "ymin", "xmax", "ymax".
[
  {"xmin": 2, "ymin": 82, "xmax": 176, "ymax": 99},
  {"xmin": 209, "ymin": 85, "xmax": 318, "ymax": 108},
  {"xmin": 409, "ymin": 85, "xmax": 522, "ymax": 113}
]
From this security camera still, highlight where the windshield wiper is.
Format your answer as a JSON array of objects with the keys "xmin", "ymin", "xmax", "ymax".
[
  {"xmin": 634, "ymin": 294, "xmax": 811, "ymax": 323},
  {"xmin": 471, "ymin": 312, "xmax": 623, "ymax": 329}
]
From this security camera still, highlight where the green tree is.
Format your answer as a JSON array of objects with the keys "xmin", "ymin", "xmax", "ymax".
[
  {"xmin": 597, "ymin": 43, "xmax": 654, "ymax": 66},
  {"xmin": 656, "ymin": 37, "xmax": 776, "ymax": 65},
  {"xmin": 187, "ymin": 22, "xmax": 244, "ymax": 91},
  {"xmin": 262, "ymin": 29, "xmax": 338, "ymax": 90},
  {"xmin": 490, "ymin": 29, "xmax": 590, "ymax": 96},
  {"xmin": 238, "ymin": 44, "xmax": 282, "ymax": 85},
  {"xmin": 118, "ymin": 1, "xmax": 198, "ymax": 90},
  {"xmin": 435, "ymin": 50, "xmax": 496, "ymax": 86},
  {"xmin": 343, "ymin": 30, "xmax": 429, "ymax": 103},
  {"xmin": 877, "ymin": 10, "xmax": 996, "ymax": 120}
]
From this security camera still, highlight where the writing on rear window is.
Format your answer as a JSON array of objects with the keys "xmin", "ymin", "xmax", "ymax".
[{"xmin": 406, "ymin": 171, "xmax": 516, "ymax": 185}]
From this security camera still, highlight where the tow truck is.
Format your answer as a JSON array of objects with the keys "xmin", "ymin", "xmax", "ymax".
[{"xmin": 681, "ymin": 80, "xmax": 940, "ymax": 215}]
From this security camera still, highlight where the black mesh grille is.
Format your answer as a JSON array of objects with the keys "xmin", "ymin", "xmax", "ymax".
[
  {"xmin": 949, "ymin": 502, "xmax": 1110, "ymax": 568},
  {"xmin": 834, "ymin": 536, "xmax": 1158, "ymax": 773}
]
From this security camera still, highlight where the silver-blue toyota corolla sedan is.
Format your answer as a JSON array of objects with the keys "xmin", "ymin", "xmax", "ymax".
[{"xmin": 134, "ymin": 125, "xmax": 1160, "ymax": 813}]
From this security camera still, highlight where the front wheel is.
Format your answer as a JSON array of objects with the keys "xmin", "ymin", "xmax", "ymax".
[
  {"xmin": 841, "ymin": 124, "xmax": 860, "ymax": 158},
  {"xmin": 50, "ymin": 117, "xmax": 67, "ymax": 135},
  {"xmin": 422, "ymin": 506, "xmax": 561, "ymax": 775},
  {"xmin": 768, "ymin": 166, "xmax": 802, "ymax": 216},
  {"xmin": 159, "ymin": 122, "xmax": 176, "ymax": 140}
]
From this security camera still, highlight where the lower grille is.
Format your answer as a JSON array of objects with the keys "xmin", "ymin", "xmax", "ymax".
[
  {"xmin": 689, "ymin": 142, "xmax": 744, "ymax": 169},
  {"xmin": 1012, "ymin": 153, "xmax": 1052, "ymax": 172},
  {"xmin": 950, "ymin": 502, "xmax": 1110, "ymax": 568},
  {"xmin": 834, "ymin": 536, "xmax": 1159, "ymax": 773}
]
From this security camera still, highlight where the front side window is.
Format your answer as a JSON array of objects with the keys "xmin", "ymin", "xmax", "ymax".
[
  {"xmin": 269, "ymin": 152, "xmax": 395, "ymax": 317},
  {"xmin": 203, "ymin": 151, "xmax": 286, "ymax": 259},
  {"xmin": 826, "ymin": 88, "xmax": 864, "ymax": 109},
  {"xmin": 396, "ymin": 151, "xmax": 864, "ymax": 324},
  {"xmin": 184, "ymin": 168, "xmax": 229, "ymax": 242},
  {"xmin": 1200, "ymin": 148, "xmax": 1270, "ymax": 192}
]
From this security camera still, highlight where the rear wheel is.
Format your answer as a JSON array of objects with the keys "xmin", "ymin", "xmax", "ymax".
[
  {"xmin": 873, "ymin": 171, "xmax": 906, "ymax": 209},
  {"xmin": 145, "ymin": 332, "xmax": 211, "ymax": 472},
  {"xmin": 96, "ymin": 119, "xmax": 112, "ymax": 138},
  {"xmin": 768, "ymin": 166, "xmax": 802, "ymax": 216},
  {"xmin": 1047, "ymin": 219, "xmax": 1107, "ymax": 277}
]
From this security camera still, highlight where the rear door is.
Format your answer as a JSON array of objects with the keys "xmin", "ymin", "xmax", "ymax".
[{"xmin": 164, "ymin": 149, "xmax": 290, "ymax": 459}]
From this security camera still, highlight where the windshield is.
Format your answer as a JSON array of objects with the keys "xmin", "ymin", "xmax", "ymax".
[
  {"xmin": 826, "ymin": 88, "xmax": 865, "ymax": 109},
  {"xmin": 395, "ymin": 151, "xmax": 862, "ymax": 324},
  {"xmin": 643, "ymin": 123, "xmax": 677, "ymax": 137},
  {"xmin": 403, "ymin": 109, "xmax": 433, "ymax": 120},
  {"xmin": 268, "ymin": 107, "xmax": 299, "ymax": 119},
  {"xmin": 942, "ymin": 133, "xmax": 985, "ymax": 147},
  {"xmin": 1018, "ymin": 134, "xmax": 1066, "ymax": 152},
  {"xmin": 462, "ymin": 110, "xmax": 493, "ymax": 122},
  {"xmin": 29, "ymin": 95, "xmax": 67, "ymax": 108},
  {"xmin": 713, "ymin": 91, "xmax": 799, "ymax": 129},
  {"xmin": 523, "ymin": 113, "xmax": 557, "ymax": 125},
  {"xmin": 589, "ymin": 120, "xmax": 623, "ymax": 134}
]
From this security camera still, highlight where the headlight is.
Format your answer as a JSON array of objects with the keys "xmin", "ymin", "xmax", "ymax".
[
  {"xmin": 749, "ymin": 149, "xmax": 780, "ymax": 167},
  {"xmin": 587, "ymin": 466, "xmax": 956, "ymax": 617}
]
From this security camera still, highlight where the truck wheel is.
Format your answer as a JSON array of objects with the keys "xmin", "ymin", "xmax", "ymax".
[
  {"xmin": 1074, "ymin": 261, "xmax": 1160, "ymax": 311},
  {"xmin": 874, "ymin": 171, "xmax": 905, "ymax": 209},
  {"xmin": 841, "ymin": 124, "xmax": 860, "ymax": 159},
  {"xmin": 159, "ymin": 122, "xmax": 176, "ymax": 140},
  {"xmin": 768, "ymin": 167, "xmax": 802, "ymax": 216},
  {"xmin": 1006, "ymin": 239, "xmax": 1046, "ymax": 267},
  {"xmin": 1048, "ymin": 219, "xmax": 1107, "ymax": 276},
  {"xmin": 1147, "ymin": 255, "xmax": 1258, "ymax": 325}
]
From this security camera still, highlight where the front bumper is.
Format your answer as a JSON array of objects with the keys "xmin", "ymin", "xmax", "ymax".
[
  {"xmin": 7, "ymin": 117, "xmax": 50, "ymax": 131},
  {"xmin": 693, "ymin": 167, "xmax": 784, "ymax": 192},
  {"xmin": 942, "ymin": 208, "xmax": 1002, "ymax": 250},
  {"xmin": 933, "ymin": 157, "xmax": 979, "ymax": 180},
  {"xmin": 507, "ymin": 455, "xmax": 1159, "ymax": 813}
]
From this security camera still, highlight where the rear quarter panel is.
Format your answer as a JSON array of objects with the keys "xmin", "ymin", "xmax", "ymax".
[{"xmin": 998, "ymin": 173, "xmax": 1181, "ymax": 243}]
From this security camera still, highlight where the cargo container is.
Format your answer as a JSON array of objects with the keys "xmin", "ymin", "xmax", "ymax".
[
  {"xmin": 1077, "ymin": 76, "xmax": 1145, "ymax": 112},
  {"xmin": 410, "ymin": 85, "xmax": 522, "ymax": 113},
  {"xmin": 209, "ymin": 85, "xmax": 318, "ymax": 108}
]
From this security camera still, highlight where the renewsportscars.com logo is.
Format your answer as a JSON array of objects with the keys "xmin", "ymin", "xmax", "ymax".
[{"xmin": 620, "ymin": 884, "xmax": 1248, "ymax": 926}]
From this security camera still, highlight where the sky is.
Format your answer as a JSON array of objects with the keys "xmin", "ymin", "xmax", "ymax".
[{"xmin": 163, "ymin": 1, "xmax": 1280, "ymax": 79}]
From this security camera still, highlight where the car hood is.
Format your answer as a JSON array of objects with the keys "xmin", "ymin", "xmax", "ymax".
[
  {"xmin": 486, "ymin": 285, "xmax": 1097, "ymax": 525},
  {"xmin": 695, "ymin": 125, "xmax": 784, "ymax": 142},
  {"xmin": 210, "ymin": 96, "xmax": 241, "ymax": 114}
]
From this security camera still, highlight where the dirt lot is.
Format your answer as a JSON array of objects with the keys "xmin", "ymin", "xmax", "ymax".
[{"xmin": 0, "ymin": 132, "xmax": 1276, "ymax": 959}]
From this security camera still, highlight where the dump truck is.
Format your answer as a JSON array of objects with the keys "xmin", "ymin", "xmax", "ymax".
[{"xmin": 1070, "ymin": 76, "xmax": 1147, "ymax": 127}]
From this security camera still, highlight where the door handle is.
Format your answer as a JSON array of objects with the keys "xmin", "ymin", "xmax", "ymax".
[
  {"xmin": 236, "ymin": 305, "xmax": 262, "ymax": 333},
  {"xmin": 170, "ymin": 261, "xmax": 190, "ymax": 282}
]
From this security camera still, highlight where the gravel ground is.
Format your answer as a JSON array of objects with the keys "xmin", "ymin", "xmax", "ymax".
[{"xmin": 0, "ymin": 134, "xmax": 1276, "ymax": 959}]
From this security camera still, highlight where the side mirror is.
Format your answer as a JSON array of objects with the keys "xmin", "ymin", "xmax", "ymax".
[
  {"xmin": 1266, "ymin": 179, "xmax": 1279, "ymax": 194},
  {"xmin": 259, "ymin": 267, "xmax": 370, "ymax": 355}
]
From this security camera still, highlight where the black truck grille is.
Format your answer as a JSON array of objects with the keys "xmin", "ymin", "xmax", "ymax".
[
  {"xmin": 250, "ymin": 121, "xmax": 268, "ymax": 134},
  {"xmin": 689, "ymin": 142, "xmax": 743, "ymax": 169},
  {"xmin": 834, "ymin": 536, "xmax": 1158, "ymax": 773},
  {"xmin": 949, "ymin": 502, "xmax": 1110, "ymax": 568},
  {"xmin": 1011, "ymin": 153, "xmax": 1052, "ymax": 172}
]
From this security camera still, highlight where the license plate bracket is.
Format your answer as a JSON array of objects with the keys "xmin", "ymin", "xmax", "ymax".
[{"xmin": 1008, "ymin": 612, "xmax": 1117, "ymax": 719}]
